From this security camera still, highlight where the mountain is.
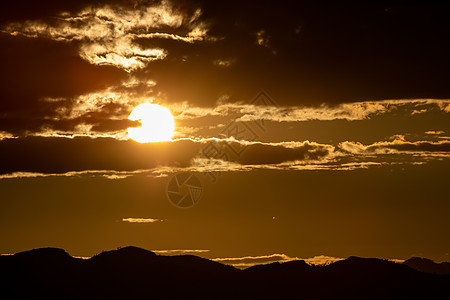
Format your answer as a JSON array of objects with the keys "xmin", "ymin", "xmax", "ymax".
[
  {"xmin": 1, "ymin": 247, "xmax": 449, "ymax": 299},
  {"xmin": 403, "ymin": 257, "xmax": 450, "ymax": 275}
]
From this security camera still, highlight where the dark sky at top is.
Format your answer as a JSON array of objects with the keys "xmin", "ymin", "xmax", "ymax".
[{"xmin": 2, "ymin": 1, "xmax": 450, "ymax": 110}]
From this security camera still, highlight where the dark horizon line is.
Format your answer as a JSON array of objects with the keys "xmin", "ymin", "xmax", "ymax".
[{"xmin": 3, "ymin": 245, "xmax": 449, "ymax": 272}]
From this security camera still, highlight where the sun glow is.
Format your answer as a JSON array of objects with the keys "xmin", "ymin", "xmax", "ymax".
[{"xmin": 127, "ymin": 103, "xmax": 175, "ymax": 143}]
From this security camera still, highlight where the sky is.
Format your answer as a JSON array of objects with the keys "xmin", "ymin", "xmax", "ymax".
[{"xmin": 0, "ymin": 0, "xmax": 449, "ymax": 265}]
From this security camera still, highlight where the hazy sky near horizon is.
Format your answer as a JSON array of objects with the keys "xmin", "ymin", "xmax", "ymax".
[{"xmin": 0, "ymin": 0, "xmax": 449, "ymax": 263}]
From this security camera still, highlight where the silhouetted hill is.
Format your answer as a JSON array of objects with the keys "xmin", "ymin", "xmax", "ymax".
[
  {"xmin": 1, "ymin": 248, "xmax": 449, "ymax": 299},
  {"xmin": 89, "ymin": 246, "xmax": 157, "ymax": 267},
  {"xmin": 403, "ymin": 257, "xmax": 450, "ymax": 275}
]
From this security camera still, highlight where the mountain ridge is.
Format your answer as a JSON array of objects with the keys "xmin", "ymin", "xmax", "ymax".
[
  {"xmin": 403, "ymin": 256, "xmax": 450, "ymax": 275},
  {"xmin": 1, "ymin": 247, "xmax": 449, "ymax": 299}
]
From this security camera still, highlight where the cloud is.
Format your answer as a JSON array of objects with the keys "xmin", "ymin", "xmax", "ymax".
[
  {"xmin": 30, "ymin": 128, "xmax": 129, "ymax": 141},
  {"xmin": 170, "ymin": 99, "xmax": 450, "ymax": 122},
  {"xmin": 0, "ymin": 136, "xmax": 339, "ymax": 175},
  {"xmin": 2, "ymin": 1, "xmax": 449, "ymax": 116},
  {"xmin": 0, "ymin": 137, "xmax": 194, "ymax": 175},
  {"xmin": 213, "ymin": 253, "xmax": 291, "ymax": 265},
  {"xmin": 439, "ymin": 102, "xmax": 450, "ymax": 112},
  {"xmin": 2, "ymin": 95, "xmax": 446, "ymax": 143},
  {"xmin": 72, "ymin": 256, "xmax": 91, "ymax": 260},
  {"xmin": 0, "ymin": 131, "xmax": 17, "ymax": 140},
  {"xmin": 43, "ymin": 87, "xmax": 139, "ymax": 120},
  {"xmin": 0, "ymin": 135, "xmax": 449, "ymax": 179},
  {"xmin": 339, "ymin": 139, "xmax": 450, "ymax": 155},
  {"xmin": 212, "ymin": 254, "xmax": 344, "ymax": 269},
  {"xmin": 212, "ymin": 58, "xmax": 235, "ymax": 68},
  {"xmin": 152, "ymin": 249, "xmax": 210, "ymax": 255},
  {"xmin": 0, "ymin": 34, "xmax": 126, "ymax": 134},
  {"xmin": 303, "ymin": 255, "xmax": 344, "ymax": 266},
  {"xmin": 256, "ymin": 30, "xmax": 269, "ymax": 47},
  {"xmin": 388, "ymin": 258, "xmax": 406, "ymax": 264},
  {"xmin": 0, "ymin": 136, "xmax": 347, "ymax": 180},
  {"xmin": 411, "ymin": 109, "xmax": 428, "ymax": 115},
  {"xmin": 2, "ymin": 0, "xmax": 207, "ymax": 71},
  {"xmin": 135, "ymin": 28, "xmax": 207, "ymax": 44},
  {"xmin": 4, "ymin": 90, "xmax": 449, "ymax": 139},
  {"xmin": 5, "ymin": 95, "xmax": 447, "ymax": 141},
  {"xmin": 5, "ymin": 76, "xmax": 159, "ymax": 136},
  {"xmin": 213, "ymin": 253, "xmax": 404, "ymax": 269},
  {"xmin": 0, "ymin": 169, "xmax": 154, "ymax": 180},
  {"xmin": 214, "ymin": 140, "xmax": 335, "ymax": 165},
  {"xmin": 425, "ymin": 131, "xmax": 445, "ymax": 135},
  {"xmin": 122, "ymin": 218, "xmax": 163, "ymax": 223}
]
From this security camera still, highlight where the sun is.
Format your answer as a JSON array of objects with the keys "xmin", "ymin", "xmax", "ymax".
[{"xmin": 127, "ymin": 103, "xmax": 175, "ymax": 143}]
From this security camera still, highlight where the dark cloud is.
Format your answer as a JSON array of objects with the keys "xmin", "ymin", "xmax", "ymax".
[
  {"xmin": 0, "ymin": 0, "xmax": 167, "ymax": 23},
  {"xmin": 1, "ymin": 135, "xmax": 449, "ymax": 175},
  {"xmin": 228, "ymin": 142, "xmax": 331, "ymax": 165},
  {"xmin": 0, "ymin": 137, "xmax": 198, "ymax": 174},
  {"xmin": 2, "ymin": 1, "xmax": 450, "ymax": 111},
  {"xmin": 338, "ymin": 139, "xmax": 450, "ymax": 155},
  {"xmin": 0, "ymin": 33, "xmax": 126, "ymax": 134},
  {"xmin": 138, "ymin": 1, "xmax": 450, "ymax": 106},
  {"xmin": 369, "ymin": 140, "xmax": 450, "ymax": 153},
  {"xmin": 0, "ymin": 137, "xmax": 334, "ymax": 174}
]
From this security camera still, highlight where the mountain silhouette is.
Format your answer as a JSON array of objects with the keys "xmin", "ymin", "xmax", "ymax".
[
  {"xmin": 403, "ymin": 257, "xmax": 450, "ymax": 275},
  {"xmin": 1, "ymin": 247, "xmax": 449, "ymax": 299}
]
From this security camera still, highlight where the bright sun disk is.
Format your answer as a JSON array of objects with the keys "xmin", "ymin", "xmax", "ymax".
[{"xmin": 127, "ymin": 103, "xmax": 175, "ymax": 143}]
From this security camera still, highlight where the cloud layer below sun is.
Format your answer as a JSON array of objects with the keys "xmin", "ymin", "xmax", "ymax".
[{"xmin": 0, "ymin": 135, "xmax": 449, "ymax": 180}]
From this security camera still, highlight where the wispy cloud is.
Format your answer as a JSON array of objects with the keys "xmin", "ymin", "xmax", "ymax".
[
  {"xmin": 439, "ymin": 102, "xmax": 450, "ymax": 112},
  {"xmin": 213, "ymin": 253, "xmax": 292, "ymax": 264},
  {"xmin": 212, "ymin": 254, "xmax": 404, "ymax": 269},
  {"xmin": 2, "ymin": 0, "xmax": 207, "ymax": 71},
  {"xmin": 122, "ymin": 218, "xmax": 164, "ymax": 223},
  {"xmin": 170, "ymin": 99, "xmax": 450, "ymax": 122},
  {"xmin": 0, "ymin": 131, "xmax": 17, "ymax": 140},
  {"xmin": 30, "ymin": 128, "xmax": 129, "ymax": 140},
  {"xmin": 339, "ymin": 139, "xmax": 450, "ymax": 155},
  {"xmin": 152, "ymin": 249, "xmax": 210, "ymax": 255},
  {"xmin": 304, "ymin": 255, "xmax": 345, "ymax": 266},
  {"xmin": 213, "ymin": 58, "xmax": 236, "ymax": 68},
  {"xmin": 26, "ymin": 74, "xmax": 162, "ymax": 137},
  {"xmin": 0, "ymin": 169, "xmax": 154, "ymax": 180},
  {"xmin": 425, "ymin": 130, "xmax": 445, "ymax": 135},
  {"xmin": 388, "ymin": 258, "xmax": 406, "ymax": 264},
  {"xmin": 212, "ymin": 253, "xmax": 344, "ymax": 269}
]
